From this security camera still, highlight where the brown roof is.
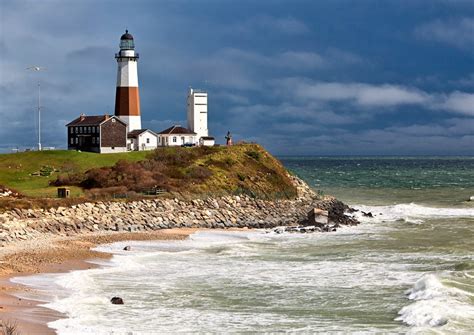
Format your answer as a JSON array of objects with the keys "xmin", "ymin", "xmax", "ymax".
[
  {"xmin": 158, "ymin": 125, "xmax": 196, "ymax": 135},
  {"xmin": 127, "ymin": 129, "xmax": 158, "ymax": 138},
  {"xmin": 66, "ymin": 115, "xmax": 126, "ymax": 127}
]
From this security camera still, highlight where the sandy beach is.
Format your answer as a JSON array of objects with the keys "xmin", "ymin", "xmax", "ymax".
[{"xmin": 0, "ymin": 228, "xmax": 198, "ymax": 335}]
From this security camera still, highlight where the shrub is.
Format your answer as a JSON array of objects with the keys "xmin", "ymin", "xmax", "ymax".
[
  {"xmin": 237, "ymin": 172, "xmax": 246, "ymax": 181},
  {"xmin": 187, "ymin": 166, "xmax": 213, "ymax": 180},
  {"xmin": 245, "ymin": 150, "xmax": 261, "ymax": 161},
  {"xmin": 49, "ymin": 173, "xmax": 83, "ymax": 186}
]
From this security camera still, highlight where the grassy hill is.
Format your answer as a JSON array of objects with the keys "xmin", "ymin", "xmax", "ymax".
[
  {"xmin": 0, "ymin": 150, "xmax": 149, "ymax": 197},
  {"xmin": 0, "ymin": 144, "xmax": 296, "ymax": 202}
]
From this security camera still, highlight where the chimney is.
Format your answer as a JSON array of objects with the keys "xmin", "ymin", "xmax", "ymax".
[
  {"xmin": 105, "ymin": 114, "xmax": 110, "ymax": 120},
  {"xmin": 80, "ymin": 113, "xmax": 86, "ymax": 121}
]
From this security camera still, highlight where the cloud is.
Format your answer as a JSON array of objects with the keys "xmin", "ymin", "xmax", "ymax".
[
  {"xmin": 276, "ymin": 79, "xmax": 429, "ymax": 107},
  {"xmin": 415, "ymin": 17, "xmax": 474, "ymax": 49},
  {"xmin": 439, "ymin": 91, "xmax": 474, "ymax": 115},
  {"xmin": 273, "ymin": 78, "xmax": 474, "ymax": 116}
]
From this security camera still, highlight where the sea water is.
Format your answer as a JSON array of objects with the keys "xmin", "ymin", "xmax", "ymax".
[{"xmin": 13, "ymin": 157, "xmax": 474, "ymax": 334}]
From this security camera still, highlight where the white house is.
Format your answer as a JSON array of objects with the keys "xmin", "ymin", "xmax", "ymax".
[
  {"xmin": 127, "ymin": 129, "xmax": 159, "ymax": 151},
  {"xmin": 158, "ymin": 125, "xmax": 197, "ymax": 147}
]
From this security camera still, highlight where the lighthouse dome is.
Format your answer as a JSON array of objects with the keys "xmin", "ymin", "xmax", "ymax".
[
  {"xmin": 120, "ymin": 30, "xmax": 134, "ymax": 40},
  {"xmin": 119, "ymin": 30, "xmax": 135, "ymax": 50}
]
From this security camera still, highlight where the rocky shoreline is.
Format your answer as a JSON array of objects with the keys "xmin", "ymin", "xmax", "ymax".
[{"xmin": 0, "ymin": 177, "xmax": 359, "ymax": 247}]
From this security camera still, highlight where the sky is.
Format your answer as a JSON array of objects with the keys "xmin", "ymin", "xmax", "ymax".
[{"xmin": 0, "ymin": 0, "xmax": 473, "ymax": 155}]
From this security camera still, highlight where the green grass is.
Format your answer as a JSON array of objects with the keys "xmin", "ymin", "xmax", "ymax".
[
  {"xmin": 0, "ymin": 145, "xmax": 297, "ymax": 200},
  {"xmin": 0, "ymin": 150, "xmax": 148, "ymax": 197}
]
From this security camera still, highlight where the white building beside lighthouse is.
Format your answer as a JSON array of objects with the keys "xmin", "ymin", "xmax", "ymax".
[
  {"xmin": 115, "ymin": 30, "xmax": 142, "ymax": 132},
  {"xmin": 187, "ymin": 88, "xmax": 209, "ymax": 141}
]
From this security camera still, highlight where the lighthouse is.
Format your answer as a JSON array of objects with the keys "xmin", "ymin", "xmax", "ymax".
[{"xmin": 115, "ymin": 30, "xmax": 141, "ymax": 132}]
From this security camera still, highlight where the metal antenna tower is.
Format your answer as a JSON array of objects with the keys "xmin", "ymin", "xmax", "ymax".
[{"xmin": 26, "ymin": 66, "xmax": 46, "ymax": 151}]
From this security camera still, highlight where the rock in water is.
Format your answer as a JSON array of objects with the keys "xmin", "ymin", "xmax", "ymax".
[
  {"xmin": 469, "ymin": 196, "xmax": 474, "ymax": 202},
  {"xmin": 307, "ymin": 208, "xmax": 329, "ymax": 226},
  {"xmin": 111, "ymin": 297, "xmax": 124, "ymax": 305},
  {"xmin": 123, "ymin": 246, "xmax": 131, "ymax": 251},
  {"xmin": 362, "ymin": 211, "xmax": 374, "ymax": 218}
]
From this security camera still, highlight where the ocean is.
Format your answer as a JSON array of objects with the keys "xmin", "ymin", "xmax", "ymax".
[{"xmin": 14, "ymin": 157, "xmax": 474, "ymax": 334}]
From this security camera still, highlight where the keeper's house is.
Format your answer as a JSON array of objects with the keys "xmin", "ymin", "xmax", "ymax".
[
  {"xmin": 158, "ymin": 125, "xmax": 197, "ymax": 147},
  {"xmin": 66, "ymin": 114, "xmax": 127, "ymax": 153}
]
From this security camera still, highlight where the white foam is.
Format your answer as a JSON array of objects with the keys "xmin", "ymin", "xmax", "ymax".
[
  {"xmin": 396, "ymin": 274, "xmax": 474, "ymax": 328},
  {"xmin": 353, "ymin": 203, "xmax": 474, "ymax": 224}
]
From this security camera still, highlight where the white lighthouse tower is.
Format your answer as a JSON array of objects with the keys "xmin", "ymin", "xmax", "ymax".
[
  {"xmin": 187, "ymin": 87, "xmax": 208, "ymax": 141},
  {"xmin": 115, "ymin": 30, "xmax": 142, "ymax": 132}
]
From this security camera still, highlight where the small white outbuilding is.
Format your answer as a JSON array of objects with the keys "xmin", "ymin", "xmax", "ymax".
[
  {"xmin": 199, "ymin": 136, "xmax": 215, "ymax": 147},
  {"xmin": 127, "ymin": 129, "xmax": 159, "ymax": 151}
]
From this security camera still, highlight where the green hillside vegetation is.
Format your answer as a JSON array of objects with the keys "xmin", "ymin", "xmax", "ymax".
[
  {"xmin": 0, "ymin": 144, "xmax": 297, "ymax": 204},
  {"xmin": 0, "ymin": 150, "xmax": 149, "ymax": 197}
]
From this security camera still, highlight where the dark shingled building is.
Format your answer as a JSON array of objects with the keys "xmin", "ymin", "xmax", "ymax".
[{"xmin": 66, "ymin": 114, "xmax": 127, "ymax": 153}]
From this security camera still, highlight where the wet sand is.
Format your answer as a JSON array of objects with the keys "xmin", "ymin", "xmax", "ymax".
[{"xmin": 0, "ymin": 229, "xmax": 198, "ymax": 335}]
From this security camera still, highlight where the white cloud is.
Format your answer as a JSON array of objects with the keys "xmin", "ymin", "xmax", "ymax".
[
  {"xmin": 289, "ymin": 81, "xmax": 429, "ymax": 107},
  {"xmin": 440, "ymin": 91, "xmax": 474, "ymax": 115},
  {"xmin": 273, "ymin": 78, "xmax": 474, "ymax": 116},
  {"xmin": 415, "ymin": 17, "xmax": 474, "ymax": 48}
]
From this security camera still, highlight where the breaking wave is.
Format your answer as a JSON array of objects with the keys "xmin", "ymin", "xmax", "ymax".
[
  {"xmin": 353, "ymin": 203, "xmax": 474, "ymax": 224},
  {"xmin": 396, "ymin": 274, "xmax": 474, "ymax": 329}
]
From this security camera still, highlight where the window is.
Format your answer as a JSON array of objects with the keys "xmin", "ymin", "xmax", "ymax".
[
  {"xmin": 112, "ymin": 119, "xmax": 116, "ymax": 123},
  {"xmin": 88, "ymin": 127, "xmax": 91, "ymax": 133},
  {"xmin": 146, "ymin": 138, "xmax": 150, "ymax": 144},
  {"xmin": 70, "ymin": 138, "xmax": 73, "ymax": 144},
  {"xmin": 75, "ymin": 138, "xmax": 78, "ymax": 144},
  {"xmin": 173, "ymin": 136, "xmax": 177, "ymax": 143},
  {"xmin": 92, "ymin": 137, "xmax": 95, "ymax": 144},
  {"xmin": 70, "ymin": 128, "xmax": 73, "ymax": 134}
]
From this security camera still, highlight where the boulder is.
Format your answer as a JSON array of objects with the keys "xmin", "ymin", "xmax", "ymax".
[
  {"xmin": 111, "ymin": 297, "xmax": 124, "ymax": 305},
  {"xmin": 361, "ymin": 211, "xmax": 374, "ymax": 218},
  {"xmin": 123, "ymin": 246, "xmax": 131, "ymax": 251}
]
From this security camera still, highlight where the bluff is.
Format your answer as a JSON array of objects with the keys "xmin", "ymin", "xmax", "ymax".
[
  {"xmin": 0, "ymin": 144, "xmax": 297, "ymax": 208},
  {"xmin": 0, "ymin": 176, "xmax": 358, "ymax": 248}
]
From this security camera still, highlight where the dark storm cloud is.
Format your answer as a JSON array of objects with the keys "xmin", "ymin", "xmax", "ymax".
[{"xmin": 0, "ymin": 0, "xmax": 473, "ymax": 155}]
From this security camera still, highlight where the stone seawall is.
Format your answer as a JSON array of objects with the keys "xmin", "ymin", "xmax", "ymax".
[{"xmin": 0, "ymin": 177, "xmax": 358, "ymax": 246}]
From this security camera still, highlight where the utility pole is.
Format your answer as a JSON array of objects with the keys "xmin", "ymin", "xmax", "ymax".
[{"xmin": 26, "ymin": 66, "xmax": 46, "ymax": 151}]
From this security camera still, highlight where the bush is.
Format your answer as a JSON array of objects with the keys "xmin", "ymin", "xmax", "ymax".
[
  {"xmin": 49, "ymin": 173, "xmax": 83, "ymax": 187},
  {"xmin": 245, "ymin": 150, "xmax": 261, "ymax": 161},
  {"xmin": 187, "ymin": 166, "xmax": 213, "ymax": 180}
]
